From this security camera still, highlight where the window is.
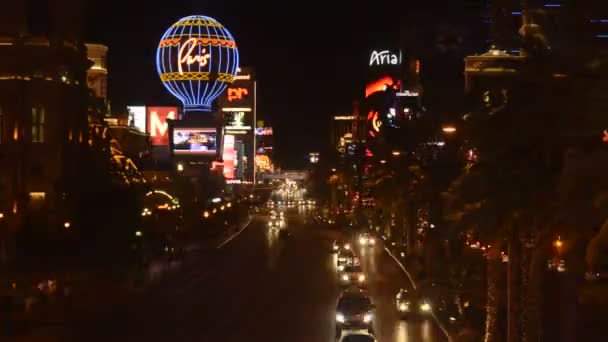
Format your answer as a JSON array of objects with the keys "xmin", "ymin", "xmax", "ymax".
[{"xmin": 32, "ymin": 106, "xmax": 45, "ymax": 143}]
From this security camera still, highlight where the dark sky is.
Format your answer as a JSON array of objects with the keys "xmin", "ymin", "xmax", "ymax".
[{"xmin": 85, "ymin": 1, "xmax": 483, "ymax": 168}]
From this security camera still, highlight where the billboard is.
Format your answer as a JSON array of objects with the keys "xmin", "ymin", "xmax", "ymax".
[
  {"xmin": 127, "ymin": 106, "xmax": 147, "ymax": 133},
  {"xmin": 222, "ymin": 135, "xmax": 236, "ymax": 179},
  {"xmin": 172, "ymin": 128, "xmax": 218, "ymax": 155},
  {"xmin": 148, "ymin": 106, "xmax": 178, "ymax": 146}
]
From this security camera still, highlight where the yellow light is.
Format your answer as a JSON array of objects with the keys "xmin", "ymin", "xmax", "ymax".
[
  {"xmin": 442, "ymin": 126, "xmax": 457, "ymax": 134},
  {"xmin": 227, "ymin": 202, "xmax": 232, "ymax": 208},
  {"xmin": 135, "ymin": 231, "xmax": 142, "ymax": 237},
  {"xmin": 64, "ymin": 222, "xmax": 71, "ymax": 229},
  {"xmin": 380, "ymin": 160, "xmax": 387, "ymax": 164},
  {"xmin": 203, "ymin": 211, "xmax": 209, "ymax": 218},
  {"xmin": 220, "ymin": 205, "xmax": 225, "ymax": 211},
  {"xmin": 392, "ymin": 151, "xmax": 401, "ymax": 156},
  {"xmin": 177, "ymin": 163, "xmax": 184, "ymax": 172},
  {"xmin": 0, "ymin": 213, "xmax": 4, "ymax": 219},
  {"xmin": 554, "ymin": 237, "xmax": 563, "ymax": 249},
  {"xmin": 13, "ymin": 123, "xmax": 18, "ymax": 141},
  {"xmin": 213, "ymin": 208, "xmax": 217, "ymax": 213}
]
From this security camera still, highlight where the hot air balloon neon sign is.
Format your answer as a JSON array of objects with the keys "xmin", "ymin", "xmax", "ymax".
[{"xmin": 156, "ymin": 15, "xmax": 239, "ymax": 114}]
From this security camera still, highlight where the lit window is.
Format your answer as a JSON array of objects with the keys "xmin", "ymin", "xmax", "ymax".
[{"xmin": 32, "ymin": 106, "xmax": 45, "ymax": 143}]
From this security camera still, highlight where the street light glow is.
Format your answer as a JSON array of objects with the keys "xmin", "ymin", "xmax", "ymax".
[
  {"xmin": 392, "ymin": 151, "xmax": 401, "ymax": 156},
  {"xmin": 64, "ymin": 222, "xmax": 71, "ymax": 229},
  {"xmin": 380, "ymin": 160, "xmax": 387, "ymax": 164},
  {"xmin": 442, "ymin": 126, "xmax": 457, "ymax": 133},
  {"xmin": 177, "ymin": 163, "xmax": 184, "ymax": 172}
]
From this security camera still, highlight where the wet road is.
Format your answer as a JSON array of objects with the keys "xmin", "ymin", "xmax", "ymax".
[{"xmin": 59, "ymin": 209, "xmax": 448, "ymax": 341}]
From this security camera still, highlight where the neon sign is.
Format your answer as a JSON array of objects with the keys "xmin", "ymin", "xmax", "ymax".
[
  {"xmin": 156, "ymin": 16, "xmax": 239, "ymax": 114},
  {"xmin": 369, "ymin": 50, "xmax": 401, "ymax": 66},
  {"xmin": 227, "ymin": 88, "xmax": 249, "ymax": 101},
  {"xmin": 178, "ymin": 38, "xmax": 211, "ymax": 74}
]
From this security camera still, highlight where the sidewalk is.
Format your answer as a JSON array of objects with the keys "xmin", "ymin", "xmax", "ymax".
[{"xmin": 2, "ymin": 214, "xmax": 254, "ymax": 340}]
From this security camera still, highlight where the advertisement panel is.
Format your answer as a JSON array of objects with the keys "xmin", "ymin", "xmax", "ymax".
[
  {"xmin": 219, "ymin": 67, "xmax": 254, "ymax": 109},
  {"xmin": 222, "ymin": 135, "xmax": 236, "ymax": 179},
  {"xmin": 172, "ymin": 128, "xmax": 218, "ymax": 155},
  {"xmin": 127, "ymin": 106, "xmax": 147, "ymax": 133},
  {"xmin": 255, "ymin": 127, "xmax": 273, "ymax": 136},
  {"xmin": 148, "ymin": 106, "xmax": 178, "ymax": 146}
]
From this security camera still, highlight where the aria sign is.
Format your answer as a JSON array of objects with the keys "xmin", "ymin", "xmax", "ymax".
[{"xmin": 369, "ymin": 50, "xmax": 401, "ymax": 67}]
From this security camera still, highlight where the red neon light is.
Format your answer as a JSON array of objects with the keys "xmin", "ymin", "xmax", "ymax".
[
  {"xmin": 415, "ymin": 60, "xmax": 420, "ymax": 74},
  {"xmin": 365, "ymin": 75, "xmax": 395, "ymax": 98},
  {"xmin": 227, "ymin": 88, "xmax": 249, "ymax": 101},
  {"xmin": 604, "ymin": 130, "xmax": 608, "ymax": 143}
]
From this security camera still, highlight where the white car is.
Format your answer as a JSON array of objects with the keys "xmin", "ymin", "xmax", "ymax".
[
  {"xmin": 358, "ymin": 234, "xmax": 376, "ymax": 247},
  {"xmin": 337, "ymin": 329, "xmax": 377, "ymax": 342}
]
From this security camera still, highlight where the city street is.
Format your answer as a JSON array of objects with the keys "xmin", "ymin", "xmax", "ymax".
[{"xmin": 25, "ymin": 209, "xmax": 446, "ymax": 342}]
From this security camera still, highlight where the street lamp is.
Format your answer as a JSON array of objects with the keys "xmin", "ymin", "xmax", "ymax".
[
  {"xmin": 177, "ymin": 163, "xmax": 184, "ymax": 172},
  {"xmin": 63, "ymin": 222, "xmax": 71, "ymax": 229},
  {"xmin": 0, "ymin": 212, "xmax": 4, "ymax": 219},
  {"xmin": 331, "ymin": 168, "xmax": 336, "ymax": 172},
  {"xmin": 392, "ymin": 151, "xmax": 401, "ymax": 156},
  {"xmin": 442, "ymin": 126, "xmax": 457, "ymax": 134},
  {"xmin": 380, "ymin": 160, "xmax": 387, "ymax": 164}
]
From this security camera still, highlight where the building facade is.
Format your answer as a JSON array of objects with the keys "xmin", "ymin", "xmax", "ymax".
[{"xmin": 0, "ymin": 0, "xmax": 91, "ymax": 260}]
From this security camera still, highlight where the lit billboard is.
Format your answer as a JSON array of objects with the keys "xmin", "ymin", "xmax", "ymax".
[
  {"xmin": 127, "ymin": 106, "xmax": 147, "ymax": 133},
  {"xmin": 148, "ymin": 106, "xmax": 178, "ymax": 146},
  {"xmin": 222, "ymin": 135, "xmax": 236, "ymax": 179},
  {"xmin": 172, "ymin": 128, "xmax": 218, "ymax": 155}
]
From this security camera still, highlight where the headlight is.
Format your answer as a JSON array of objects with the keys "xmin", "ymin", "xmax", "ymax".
[
  {"xmin": 399, "ymin": 303, "xmax": 409, "ymax": 312},
  {"xmin": 344, "ymin": 244, "xmax": 351, "ymax": 250},
  {"xmin": 333, "ymin": 245, "xmax": 339, "ymax": 250},
  {"xmin": 342, "ymin": 274, "xmax": 349, "ymax": 281},
  {"xmin": 359, "ymin": 238, "xmax": 367, "ymax": 245},
  {"xmin": 420, "ymin": 303, "xmax": 432, "ymax": 312},
  {"xmin": 336, "ymin": 313, "xmax": 345, "ymax": 323},
  {"xmin": 363, "ymin": 313, "xmax": 373, "ymax": 323},
  {"xmin": 358, "ymin": 274, "xmax": 366, "ymax": 282},
  {"xmin": 369, "ymin": 239, "xmax": 375, "ymax": 245},
  {"xmin": 338, "ymin": 265, "xmax": 345, "ymax": 271}
]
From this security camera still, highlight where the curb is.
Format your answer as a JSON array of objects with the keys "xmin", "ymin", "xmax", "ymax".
[{"xmin": 384, "ymin": 245, "xmax": 453, "ymax": 342}]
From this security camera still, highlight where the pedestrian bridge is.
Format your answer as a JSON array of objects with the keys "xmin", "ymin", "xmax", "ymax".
[{"xmin": 262, "ymin": 171, "xmax": 308, "ymax": 181}]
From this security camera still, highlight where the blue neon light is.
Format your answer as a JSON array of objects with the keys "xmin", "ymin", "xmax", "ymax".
[
  {"xmin": 596, "ymin": 34, "xmax": 608, "ymax": 39},
  {"xmin": 156, "ymin": 15, "xmax": 239, "ymax": 114},
  {"xmin": 511, "ymin": 11, "xmax": 522, "ymax": 15},
  {"xmin": 544, "ymin": 4, "xmax": 561, "ymax": 8}
]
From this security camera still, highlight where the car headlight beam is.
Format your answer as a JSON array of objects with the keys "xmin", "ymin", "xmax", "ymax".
[
  {"xmin": 420, "ymin": 303, "xmax": 432, "ymax": 312},
  {"xmin": 336, "ymin": 313, "xmax": 345, "ymax": 323}
]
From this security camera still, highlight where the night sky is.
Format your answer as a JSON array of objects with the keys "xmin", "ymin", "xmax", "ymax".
[{"xmin": 86, "ymin": 1, "xmax": 485, "ymax": 168}]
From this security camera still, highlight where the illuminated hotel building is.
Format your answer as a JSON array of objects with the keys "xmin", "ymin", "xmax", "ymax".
[{"xmin": 0, "ymin": 0, "xmax": 91, "ymax": 257}]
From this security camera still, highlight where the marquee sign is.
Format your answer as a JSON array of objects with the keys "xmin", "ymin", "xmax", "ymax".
[
  {"xmin": 156, "ymin": 15, "xmax": 239, "ymax": 114},
  {"xmin": 369, "ymin": 50, "xmax": 402, "ymax": 66}
]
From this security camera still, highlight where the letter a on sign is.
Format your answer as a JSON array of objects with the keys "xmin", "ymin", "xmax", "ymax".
[{"xmin": 147, "ymin": 107, "xmax": 177, "ymax": 146}]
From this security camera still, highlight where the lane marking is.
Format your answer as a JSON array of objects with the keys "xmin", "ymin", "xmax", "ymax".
[
  {"xmin": 216, "ymin": 217, "xmax": 253, "ymax": 249},
  {"xmin": 383, "ymin": 246, "xmax": 453, "ymax": 341}
]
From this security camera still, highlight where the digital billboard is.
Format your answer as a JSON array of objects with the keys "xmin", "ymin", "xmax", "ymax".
[
  {"xmin": 127, "ymin": 106, "xmax": 147, "ymax": 133},
  {"xmin": 172, "ymin": 128, "xmax": 218, "ymax": 155},
  {"xmin": 222, "ymin": 135, "xmax": 236, "ymax": 179},
  {"xmin": 148, "ymin": 106, "xmax": 178, "ymax": 146}
]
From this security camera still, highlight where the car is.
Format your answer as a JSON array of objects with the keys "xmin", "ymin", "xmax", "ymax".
[
  {"xmin": 336, "ymin": 329, "xmax": 377, "ymax": 342},
  {"xmin": 395, "ymin": 288, "xmax": 433, "ymax": 319},
  {"xmin": 332, "ymin": 240, "xmax": 350, "ymax": 253},
  {"xmin": 337, "ymin": 249, "xmax": 358, "ymax": 271},
  {"xmin": 339, "ymin": 264, "xmax": 366, "ymax": 286},
  {"xmin": 335, "ymin": 288, "xmax": 375, "ymax": 334},
  {"xmin": 358, "ymin": 233, "xmax": 376, "ymax": 247}
]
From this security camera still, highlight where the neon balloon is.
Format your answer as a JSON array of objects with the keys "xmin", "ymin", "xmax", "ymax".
[{"xmin": 156, "ymin": 15, "xmax": 239, "ymax": 114}]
